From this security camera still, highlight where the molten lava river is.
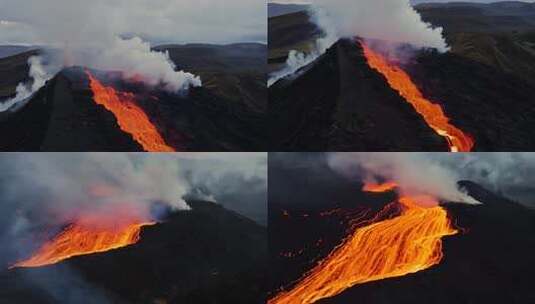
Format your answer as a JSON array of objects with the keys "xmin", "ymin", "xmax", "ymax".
[
  {"xmin": 11, "ymin": 221, "xmax": 155, "ymax": 268},
  {"xmin": 269, "ymin": 182, "xmax": 458, "ymax": 304},
  {"xmin": 361, "ymin": 43, "xmax": 474, "ymax": 152},
  {"xmin": 86, "ymin": 71, "xmax": 175, "ymax": 152}
]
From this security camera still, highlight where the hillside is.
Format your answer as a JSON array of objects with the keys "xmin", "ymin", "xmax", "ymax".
[{"xmin": 416, "ymin": 1, "xmax": 535, "ymax": 85}]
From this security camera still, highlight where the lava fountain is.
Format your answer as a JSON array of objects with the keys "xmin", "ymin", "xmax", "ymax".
[
  {"xmin": 361, "ymin": 43, "xmax": 474, "ymax": 152},
  {"xmin": 269, "ymin": 182, "xmax": 458, "ymax": 304},
  {"xmin": 11, "ymin": 220, "xmax": 155, "ymax": 268},
  {"xmin": 86, "ymin": 71, "xmax": 175, "ymax": 152}
]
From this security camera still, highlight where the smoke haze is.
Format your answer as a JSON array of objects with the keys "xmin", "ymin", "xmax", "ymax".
[
  {"xmin": 327, "ymin": 153, "xmax": 479, "ymax": 206},
  {"xmin": 268, "ymin": 7, "xmax": 337, "ymax": 86},
  {"xmin": 0, "ymin": 153, "xmax": 267, "ymax": 267}
]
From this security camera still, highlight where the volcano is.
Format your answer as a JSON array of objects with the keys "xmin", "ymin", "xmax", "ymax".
[
  {"xmin": 268, "ymin": 4, "xmax": 535, "ymax": 151},
  {"xmin": 0, "ymin": 43, "xmax": 266, "ymax": 152},
  {"xmin": 0, "ymin": 200, "xmax": 267, "ymax": 304},
  {"xmin": 268, "ymin": 154, "xmax": 535, "ymax": 303}
]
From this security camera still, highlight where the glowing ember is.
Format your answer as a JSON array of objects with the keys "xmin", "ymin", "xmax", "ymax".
[
  {"xmin": 269, "ymin": 182, "xmax": 457, "ymax": 304},
  {"xmin": 11, "ymin": 221, "xmax": 155, "ymax": 268},
  {"xmin": 86, "ymin": 71, "xmax": 175, "ymax": 152},
  {"xmin": 361, "ymin": 43, "xmax": 474, "ymax": 152}
]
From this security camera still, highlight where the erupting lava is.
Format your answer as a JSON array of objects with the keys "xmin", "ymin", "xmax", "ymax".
[
  {"xmin": 361, "ymin": 43, "xmax": 474, "ymax": 152},
  {"xmin": 86, "ymin": 71, "xmax": 175, "ymax": 152},
  {"xmin": 269, "ymin": 182, "xmax": 458, "ymax": 304},
  {"xmin": 12, "ymin": 221, "xmax": 155, "ymax": 268}
]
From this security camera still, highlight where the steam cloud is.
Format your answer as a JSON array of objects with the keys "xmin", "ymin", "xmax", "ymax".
[
  {"xmin": 428, "ymin": 153, "xmax": 535, "ymax": 208},
  {"xmin": 0, "ymin": 0, "xmax": 268, "ymax": 97},
  {"xmin": 311, "ymin": 0, "xmax": 448, "ymax": 51},
  {"xmin": 0, "ymin": 56, "xmax": 57, "ymax": 112},
  {"xmin": 269, "ymin": 0, "xmax": 448, "ymax": 85},
  {"xmin": 268, "ymin": 7, "xmax": 337, "ymax": 86},
  {"xmin": 327, "ymin": 153, "xmax": 480, "ymax": 205}
]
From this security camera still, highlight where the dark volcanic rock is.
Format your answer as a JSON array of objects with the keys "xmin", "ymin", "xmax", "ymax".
[
  {"xmin": 407, "ymin": 50, "xmax": 535, "ymax": 151},
  {"xmin": 0, "ymin": 200, "xmax": 267, "ymax": 304},
  {"xmin": 269, "ymin": 39, "xmax": 447, "ymax": 151}
]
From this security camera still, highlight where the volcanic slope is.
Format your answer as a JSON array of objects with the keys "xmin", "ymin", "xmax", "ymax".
[
  {"xmin": 0, "ymin": 200, "xmax": 267, "ymax": 304},
  {"xmin": 270, "ymin": 39, "xmax": 448, "ymax": 151},
  {"xmin": 269, "ymin": 10, "xmax": 535, "ymax": 150},
  {"xmin": 268, "ymin": 155, "xmax": 535, "ymax": 304},
  {"xmin": 0, "ymin": 43, "xmax": 266, "ymax": 152}
]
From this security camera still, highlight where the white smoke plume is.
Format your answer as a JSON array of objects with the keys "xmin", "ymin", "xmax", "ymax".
[
  {"xmin": 327, "ymin": 153, "xmax": 480, "ymax": 206},
  {"xmin": 311, "ymin": 0, "xmax": 449, "ymax": 52},
  {"xmin": 428, "ymin": 153, "xmax": 535, "ymax": 208},
  {"xmin": 269, "ymin": 0, "xmax": 449, "ymax": 85},
  {"xmin": 268, "ymin": 7, "xmax": 337, "ymax": 86},
  {"xmin": 0, "ymin": 56, "xmax": 56, "ymax": 112}
]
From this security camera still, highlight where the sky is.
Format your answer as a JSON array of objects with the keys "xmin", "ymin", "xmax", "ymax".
[
  {"xmin": 271, "ymin": 0, "xmax": 535, "ymax": 3},
  {"xmin": 0, "ymin": 0, "xmax": 267, "ymax": 46}
]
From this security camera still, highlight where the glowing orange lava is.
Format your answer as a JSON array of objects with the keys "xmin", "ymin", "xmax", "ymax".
[
  {"xmin": 11, "ymin": 221, "xmax": 155, "ymax": 268},
  {"xmin": 362, "ymin": 181, "xmax": 398, "ymax": 193},
  {"xmin": 86, "ymin": 71, "xmax": 175, "ymax": 152},
  {"xmin": 361, "ymin": 43, "xmax": 474, "ymax": 152},
  {"xmin": 269, "ymin": 182, "xmax": 458, "ymax": 304}
]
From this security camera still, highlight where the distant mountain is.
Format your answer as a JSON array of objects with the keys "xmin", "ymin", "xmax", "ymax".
[
  {"xmin": 0, "ymin": 200, "xmax": 267, "ymax": 304},
  {"xmin": 268, "ymin": 3, "xmax": 310, "ymax": 18},
  {"xmin": 0, "ymin": 46, "xmax": 34, "ymax": 60},
  {"xmin": 415, "ymin": 1, "xmax": 535, "ymax": 85}
]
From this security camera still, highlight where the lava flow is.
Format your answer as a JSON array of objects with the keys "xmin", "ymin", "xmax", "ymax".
[
  {"xmin": 361, "ymin": 43, "xmax": 474, "ymax": 152},
  {"xmin": 11, "ymin": 221, "xmax": 155, "ymax": 268},
  {"xmin": 86, "ymin": 71, "xmax": 175, "ymax": 152},
  {"xmin": 362, "ymin": 181, "xmax": 398, "ymax": 193},
  {"xmin": 269, "ymin": 182, "xmax": 458, "ymax": 304}
]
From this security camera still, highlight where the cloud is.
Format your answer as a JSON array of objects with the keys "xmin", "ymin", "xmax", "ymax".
[
  {"xmin": 327, "ymin": 153, "xmax": 479, "ymax": 206},
  {"xmin": 0, "ymin": 0, "xmax": 265, "ymax": 95}
]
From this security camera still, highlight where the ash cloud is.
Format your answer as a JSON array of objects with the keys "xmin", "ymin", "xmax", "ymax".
[{"xmin": 327, "ymin": 153, "xmax": 479, "ymax": 206}]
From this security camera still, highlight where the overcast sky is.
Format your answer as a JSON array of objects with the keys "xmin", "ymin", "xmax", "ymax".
[
  {"xmin": 270, "ymin": 0, "xmax": 535, "ymax": 4},
  {"xmin": 0, "ymin": 0, "xmax": 266, "ymax": 45}
]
